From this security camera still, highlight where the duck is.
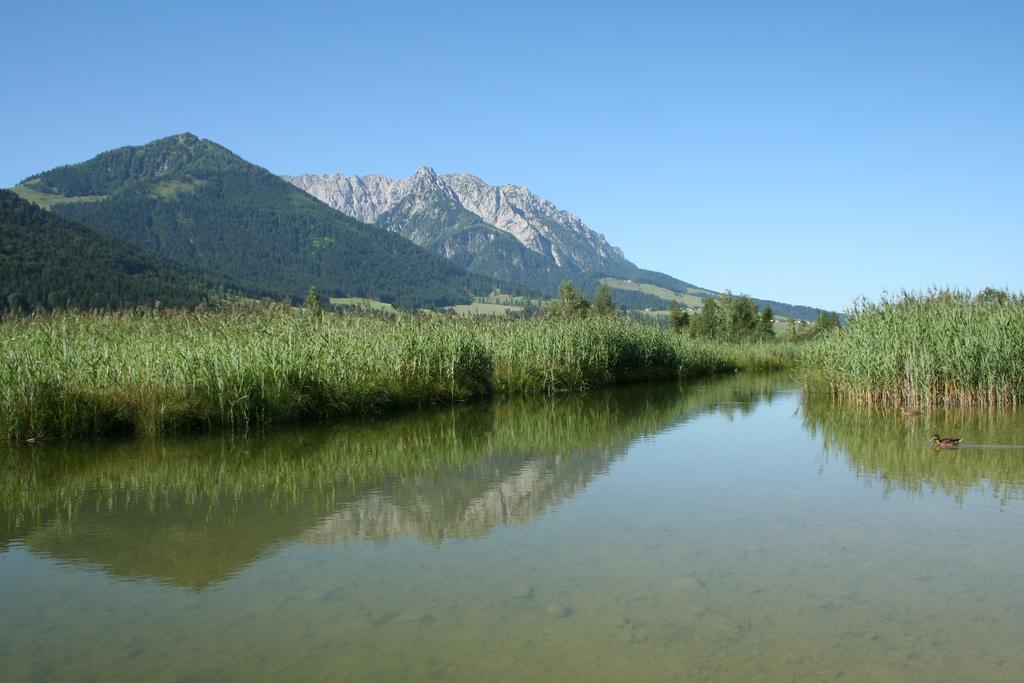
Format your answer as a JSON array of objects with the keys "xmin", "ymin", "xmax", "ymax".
[
  {"xmin": 931, "ymin": 434, "xmax": 962, "ymax": 448},
  {"xmin": 901, "ymin": 407, "xmax": 921, "ymax": 417}
]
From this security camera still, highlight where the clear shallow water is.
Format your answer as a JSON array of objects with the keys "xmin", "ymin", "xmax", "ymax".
[{"xmin": 2, "ymin": 374, "xmax": 1024, "ymax": 681}]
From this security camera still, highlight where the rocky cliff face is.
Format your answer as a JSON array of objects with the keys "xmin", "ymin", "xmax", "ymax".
[{"xmin": 285, "ymin": 168, "xmax": 633, "ymax": 280}]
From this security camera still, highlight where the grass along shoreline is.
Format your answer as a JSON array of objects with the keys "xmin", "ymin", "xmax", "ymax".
[
  {"xmin": 806, "ymin": 290, "xmax": 1024, "ymax": 408},
  {"xmin": 1, "ymin": 309, "xmax": 799, "ymax": 442}
]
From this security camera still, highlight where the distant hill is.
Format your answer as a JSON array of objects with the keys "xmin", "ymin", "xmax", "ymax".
[
  {"xmin": 287, "ymin": 169, "xmax": 835, "ymax": 320},
  {"xmin": 14, "ymin": 134, "xmax": 503, "ymax": 309},
  {"xmin": 0, "ymin": 189, "xmax": 212, "ymax": 311},
  {"xmin": 570, "ymin": 272, "xmax": 831, "ymax": 321}
]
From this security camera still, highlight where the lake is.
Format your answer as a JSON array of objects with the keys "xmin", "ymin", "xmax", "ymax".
[{"xmin": 2, "ymin": 373, "xmax": 1023, "ymax": 681}]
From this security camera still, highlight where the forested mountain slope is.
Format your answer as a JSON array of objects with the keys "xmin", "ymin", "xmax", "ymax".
[
  {"xmin": 14, "ymin": 134, "xmax": 504, "ymax": 308},
  {"xmin": 0, "ymin": 190, "xmax": 213, "ymax": 311}
]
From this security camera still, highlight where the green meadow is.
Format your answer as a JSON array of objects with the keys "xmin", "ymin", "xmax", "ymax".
[
  {"xmin": 11, "ymin": 179, "xmax": 108, "ymax": 210},
  {"xmin": 599, "ymin": 277, "xmax": 709, "ymax": 308}
]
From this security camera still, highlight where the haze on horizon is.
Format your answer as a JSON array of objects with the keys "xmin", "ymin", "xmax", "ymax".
[{"xmin": 2, "ymin": 0, "xmax": 1020, "ymax": 312}]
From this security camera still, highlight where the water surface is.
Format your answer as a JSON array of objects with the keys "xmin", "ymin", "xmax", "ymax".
[{"xmin": 2, "ymin": 374, "xmax": 1024, "ymax": 681}]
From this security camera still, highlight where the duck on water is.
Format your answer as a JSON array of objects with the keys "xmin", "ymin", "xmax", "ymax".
[{"xmin": 931, "ymin": 434, "xmax": 962, "ymax": 449}]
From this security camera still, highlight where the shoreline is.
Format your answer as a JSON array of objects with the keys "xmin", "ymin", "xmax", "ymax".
[{"xmin": 1, "ymin": 310, "xmax": 800, "ymax": 443}]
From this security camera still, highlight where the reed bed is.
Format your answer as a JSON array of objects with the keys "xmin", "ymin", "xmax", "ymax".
[
  {"xmin": 0, "ymin": 309, "xmax": 800, "ymax": 441},
  {"xmin": 806, "ymin": 291, "xmax": 1024, "ymax": 407}
]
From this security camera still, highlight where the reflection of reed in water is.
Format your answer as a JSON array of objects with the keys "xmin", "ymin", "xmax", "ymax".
[
  {"xmin": 0, "ymin": 373, "xmax": 793, "ymax": 587},
  {"xmin": 1, "ymin": 373, "xmax": 792, "ymax": 527},
  {"xmin": 803, "ymin": 394, "xmax": 1024, "ymax": 503}
]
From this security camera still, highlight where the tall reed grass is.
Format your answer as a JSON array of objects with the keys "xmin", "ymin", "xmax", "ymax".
[
  {"xmin": 805, "ymin": 290, "xmax": 1024, "ymax": 407},
  {"xmin": 1, "ymin": 308, "xmax": 799, "ymax": 441}
]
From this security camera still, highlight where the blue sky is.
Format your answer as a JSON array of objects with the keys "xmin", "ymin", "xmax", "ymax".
[{"xmin": 2, "ymin": 1, "xmax": 1021, "ymax": 312}]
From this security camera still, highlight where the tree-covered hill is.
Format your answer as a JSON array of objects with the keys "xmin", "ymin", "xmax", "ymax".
[
  {"xmin": 14, "ymin": 134, "xmax": 505, "ymax": 308},
  {"xmin": 562, "ymin": 265, "xmax": 833, "ymax": 320},
  {"xmin": 0, "ymin": 190, "xmax": 214, "ymax": 311}
]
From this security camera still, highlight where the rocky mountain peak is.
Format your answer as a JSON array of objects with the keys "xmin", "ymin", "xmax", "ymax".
[
  {"xmin": 412, "ymin": 165, "xmax": 438, "ymax": 179},
  {"xmin": 284, "ymin": 169, "xmax": 632, "ymax": 276},
  {"xmin": 408, "ymin": 166, "xmax": 454, "ymax": 195}
]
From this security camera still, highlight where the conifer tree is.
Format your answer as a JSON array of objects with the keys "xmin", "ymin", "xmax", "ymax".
[
  {"xmin": 757, "ymin": 306, "xmax": 775, "ymax": 340},
  {"xmin": 592, "ymin": 284, "xmax": 617, "ymax": 317},
  {"xmin": 304, "ymin": 286, "xmax": 324, "ymax": 315},
  {"xmin": 690, "ymin": 296, "xmax": 721, "ymax": 339},
  {"xmin": 668, "ymin": 301, "xmax": 689, "ymax": 331},
  {"xmin": 550, "ymin": 281, "xmax": 590, "ymax": 319}
]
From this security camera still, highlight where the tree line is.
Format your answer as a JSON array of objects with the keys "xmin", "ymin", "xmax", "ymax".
[{"xmin": 547, "ymin": 281, "xmax": 844, "ymax": 342}]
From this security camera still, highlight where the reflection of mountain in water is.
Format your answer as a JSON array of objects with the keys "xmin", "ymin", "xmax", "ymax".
[
  {"xmin": 305, "ymin": 450, "xmax": 619, "ymax": 546},
  {"xmin": 803, "ymin": 394, "xmax": 1024, "ymax": 503},
  {"xmin": 1, "ymin": 374, "xmax": 792, "ymax": 588}
]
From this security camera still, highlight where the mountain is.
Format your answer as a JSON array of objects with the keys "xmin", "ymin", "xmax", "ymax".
[
  {"xmin": 325, "ymin": 167, "xmax": 569, "ymax": 292},
  {"xmin": 285, "ymin": 169, "xmax": 832, "ymax": 320},
  {"xmin": 12, "ymin": 134, "xmax": 503, "ymax": 308},
  {"xmin": 287, "ymin": 168, "xmax": 635, "ymax": 293},
  {"xmin": 0, "ymin": 189, "xmax": 214, "ymax": 311}
]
